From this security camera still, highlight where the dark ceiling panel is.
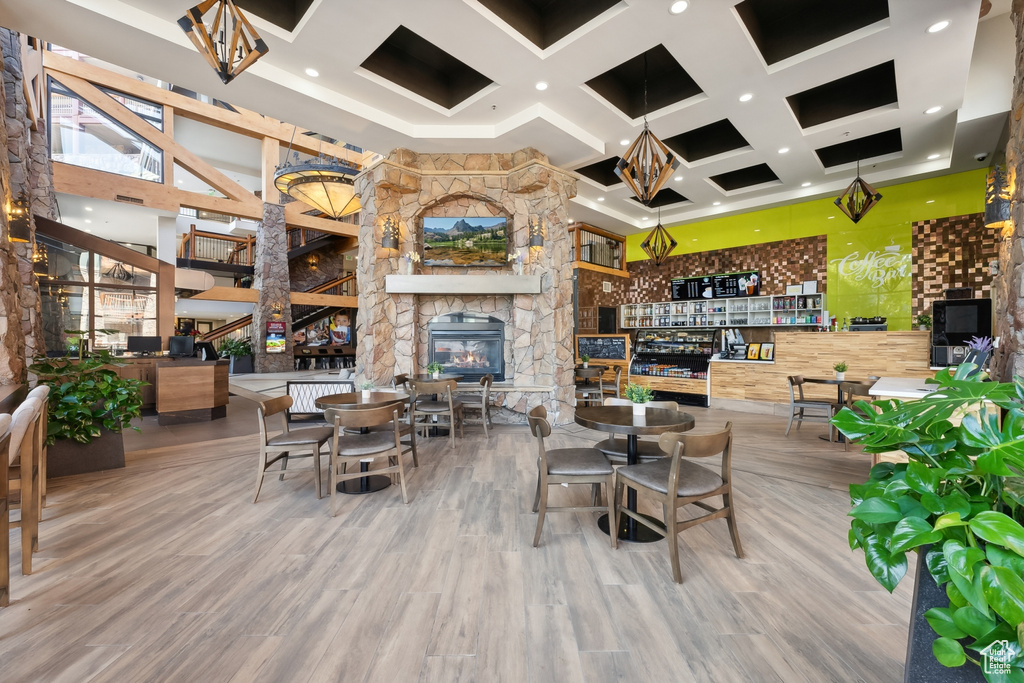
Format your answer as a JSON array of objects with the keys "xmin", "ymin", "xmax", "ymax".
[
  {"xmin": 708, "ymin": 164, "xmax": 780, "ymax": 192},
  {"xmin": 360, "ymin": 26, "xmax": 493, "ymax": 109},
  {"xmin": 575, "ymin": 157, "xmax": 621, "ymax": 187},
  {"xmin": 787, "ymin": 61, "xmax": 897, "ymax": 129},
  {"xmin": 585, "ymin": 44, "xmax": 702, "ymax": 119},
  {"xmin": 662, "ymin": 119, "xmax": 750, "ymax": 162},
  {"xmin": 735, "ymin": 0, "xmax": 890, "ymax": 65},
  {"xmin": 477, "ymin": 0, "xmax": 620, "ymax": 49},
  {"xmin": 233, "ymin": 0, "xmax": 314, "ymax": 32},
  {"xmin": 629, "ymin": 188, "xmax": 688, "ymax": 208},
  {"xmin": 814, "ymin": 128, "xmax": 902, "ymax": 167}
]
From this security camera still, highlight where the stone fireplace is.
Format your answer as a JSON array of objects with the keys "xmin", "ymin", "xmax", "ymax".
[
  {"xmin": 353, "ymin": 148, "xmax": 578, "ymax": 423},
  {"xmin": 427, "ymin": 313, "xmax": 505, "ymax": 382}
]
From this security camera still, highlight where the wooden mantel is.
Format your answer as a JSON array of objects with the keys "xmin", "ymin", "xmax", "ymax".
[{"xmin": 384, "ymin": 274, "xmax": 543, "ymax": 295}]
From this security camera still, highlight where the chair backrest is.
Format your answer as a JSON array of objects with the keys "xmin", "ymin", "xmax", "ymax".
[
  {"xmin": 325, "ymin": 402, "xmax": 405, "ymax": 431},
  {"xmin": 787, "ymin": 375, "xmax": 806, "ymax": 402},
  {"xmin": 8, "ymin": 398, "xmax": 41, "ymax": 465},
  {"xmin": 410, "ymin": 379, "xmax": 456, "ymax": 406},
  {"xmin": 393, "ymin": 373, "xmax": 409, "ymax": 390},
  {"xmin": 647, "ymin": 400, "xmax": 678, "ymax": 411},
  {"xmin": 576, "ymin": 368, "xmax": 602, "ymax": 380},
  {"xmin": 611, "ymin": 366, "xmax": 622, "ymax": 397},
  {"xmin": 0, "ymin": 414, "xmax": 11, "ymax": 475},
  {"xmin": 27, "ymin": 385, "xmax": 50, "ymax": 454},
  {"xmin": 659, "ymin": 421, "xmax": 734, "ymax": 494},
  {"xmin": 841, "ymin": 381, "xmax": 874, "ymax": 411},
  {"xmin": 258, "ymin": 395, "xmax": 293, "ymax": 445},
  {"xmin": 527, "ymin": 405, "xmax": 552, "ymax": 469},
  {"xmin": 603, "ymin": 397, "xmax": 631, "ymax": 406}
]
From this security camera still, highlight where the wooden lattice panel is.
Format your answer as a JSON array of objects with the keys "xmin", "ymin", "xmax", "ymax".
[{"xmin": 911, "ymin": 213, "xmax": 996, "ymax": 318}]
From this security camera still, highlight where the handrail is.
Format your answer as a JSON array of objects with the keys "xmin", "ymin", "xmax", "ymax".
[
  {"xmin": 178, "ymin": 224, "xmax": 256, "ymax": 266},
  {"xmin": 569, "ymin": 222, "xmax": 626, "ymax": 273}
]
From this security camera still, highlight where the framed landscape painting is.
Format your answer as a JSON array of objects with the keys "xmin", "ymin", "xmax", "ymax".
[{"xmin": 422, "ymin": 216, "xmax": 508, "ymax": 267}]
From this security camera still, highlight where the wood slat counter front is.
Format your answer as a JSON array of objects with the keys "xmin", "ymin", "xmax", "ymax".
[
  {"xmin": 114, "ymin": 357, "xmax": 229, "ymax": 424},
  {"xmin": 709, "ymin": 331, "xmax": 933, "ymax": 411}
]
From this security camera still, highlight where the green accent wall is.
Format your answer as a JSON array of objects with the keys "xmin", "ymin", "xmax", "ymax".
[{"xmin": 624, "ymin": 169, "xmax": 987, "ymax": 330}]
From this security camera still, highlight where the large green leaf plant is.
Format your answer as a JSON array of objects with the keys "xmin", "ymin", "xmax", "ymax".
[
  {"xmin": 833, "ymin": 365, "xmax": 1024, "ymax": 679},
  {"xmin": 29, "ymin": 349, "xmax": 145, "ymax": 445}
]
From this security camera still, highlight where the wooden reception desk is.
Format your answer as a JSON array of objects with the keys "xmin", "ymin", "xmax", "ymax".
[{"xmin": 115, "ymin": 357, "xmax": 229, "ymax": 425}]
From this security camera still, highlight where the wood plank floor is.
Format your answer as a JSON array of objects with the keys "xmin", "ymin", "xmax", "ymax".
[{"xmin": 2, "ymin": 400, "xmax": 914, "ymax": 682}]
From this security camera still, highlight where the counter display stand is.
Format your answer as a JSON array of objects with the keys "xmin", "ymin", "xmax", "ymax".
[
  {"xmin": 621, "ymin": 294, "xmax": 824, "ymax": 329},
  {"xmin": 628, "ymin": 330, "xmax": 713, "ymax": 406}
]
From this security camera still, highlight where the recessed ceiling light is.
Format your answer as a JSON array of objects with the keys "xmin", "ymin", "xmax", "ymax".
[
  {"xmin": 84, "ymin": 206, "xmax": 93, "ymax": 211},
  {"xmin": 305, "ymin": 68, "xmax": 319, "ymax": 78},
  {"xmin": 177, "ymin": 179, "xmax": 184, "ymax": 184},
  {"xmin": 620, "ymin": 139, "xmax": 630, "ymax": 146},
  {"xmin": 778, "ymin": 147, "xmax": 790, "ymax": 154},
  {"xmin": 84, "ymin": 219, "xmax": 92, "ymax": 224},
  {"xmin": 925, "ymin": 105, "xmax": 942, "ymax": 115},
  {"xmin": 597, "ymin": 197, "xmax": 605, "ymax": 201},
  {"xmin": 739, "ymin": 93, "xmax": 753, "ymax": 103},
  {"xmin": 927, "ymin": 20, "xmax": 950, "ymax": 33},
  {"xmin": 692, "ymin": 238, "xmax": 697, "ymax": 241},
  {"xmin": 642, "ymin": 216, "xmax": 650, "ymax": 220},
  {"xmin": 125, "ymin": 243, "xmax": 132, "ymax": 247},
  {"xmin": 926, "ymin": 199, "xmax": 935, "ymax": 204},
  {"xmin": 674, "ymin": 175, "xmax": 683, "ymax": 181},
  {"xmin": 801, "ymin": 182, "xmax": 811, "ymax": 187},
  {"xmin": 85, "ymin": 229, "xmax": 91, "ymax": 233},
  {"xmin": 827, "ymin": 216, "xmax": 835, "ymax": 219},
  {"xmin": 669, "ymin": 1, "xmax": 689, "ymax": 14},
  {"xmin": 754, "ymin": 229, "xmax": 760, "ymax": 232},
  {"xmin": 535, "ymin": 81, "xmax": 548, "ymax": 91},
  {"xmin": 713, "ymin": 201, "xmax": 721, "ymax": 206},
  {"xmin": 847, "ymin": 242, "xmax": 853, "ymax": 246},
  {"xmin": 928, "ymin": 153, "xmax": 941, "ymax": 160}
]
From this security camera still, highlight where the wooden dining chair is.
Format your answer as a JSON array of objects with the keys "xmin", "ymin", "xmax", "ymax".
[
  {"xmin": 458, "ymin": 374, "xmax": 493, "ymax": 438},
  {"xmin": 410, "ymin": 378, "xmax": 463, "ymax": 449},
  {"xmin": 593, "ymin": 397, "xmax": 683, "ymax": 463},
  {"xmin": 325, "ymin": 403, "xmax": 413, "ymax": 513},
  {"xmin": 602, "ymin": 366, "xmax": 623, "ymax": 400},
  {"xmin": 254, "ymin": 396, "xmax": 333, "ymax": 502},
  {"xmin": 7, "ymin": 398, "xmax": 42, "ymax": 575},
  {"xmin": 785, "ymin": 375, "xmax": 840, "ymax": 438},
  {"xmin": 334, "ymin": 393, "xmax": 419, "ymax": 468},
  {"xmin": 575, "ymin": 368, "xmax": 604, "ymax": 407},
  {"xmin": 612, "ymin": 422, "xmax": 742, "ymax": 584},
  {"xmin": 26, "ymin": 385, "xmax": 50, "ymax": 509},
  {"xmin": 528, "ymin": 405, "xmax": 615, "ymax": 548},
  {"xmin": 0, "ymin": 413, "xmax": 11, "ymax": 607}
]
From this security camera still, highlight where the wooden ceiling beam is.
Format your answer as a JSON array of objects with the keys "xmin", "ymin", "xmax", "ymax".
[{"xmin": 284, "ymin": 202, "xmax": 359, "ymax": 237}]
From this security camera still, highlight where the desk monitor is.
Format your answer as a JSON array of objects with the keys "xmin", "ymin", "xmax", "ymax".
[
  {"xmin": 127, "ymin": 335, "xmax": 162, "ymax": 355},
  {"xmin": 194, "ymin": 341, "xmax": 218, "ymax": 361},
  {"xmin": 168, "ymin": 335, "xmax": 195, "ymax": 358}
]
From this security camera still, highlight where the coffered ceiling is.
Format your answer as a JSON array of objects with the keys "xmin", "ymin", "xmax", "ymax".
[{"xmin": 0, "ymin": 0, "xmax": 1013, "ymax": 235}]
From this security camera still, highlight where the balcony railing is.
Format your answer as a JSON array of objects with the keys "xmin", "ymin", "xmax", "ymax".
[
  {"xmin": 569, "ymin": 223, "xmax": 626, "ymax": 274},
  {"xmin": 178, "ymin": 224, "xmax": 255, "ymax": 267}
]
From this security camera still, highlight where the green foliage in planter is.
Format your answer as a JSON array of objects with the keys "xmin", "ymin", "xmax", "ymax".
[
  {"xmin": 833, "ymin": 361, "xmax": 849, "ymax": 373},
  {"xmin": 29, "ymin": 351, "xmax": 145, "ymax": 445},
  {"xmin": 624, "ymin": 383, "xmax": 653, "ymax": 404},
  {"xmin": 832, "ymin": 366, "xmax": 1024, "ymax": 678},
  {"xmin": 581, "ymin": 355, "xmax": 590, "ymax": 363},
  {"xmin": 426, "ymin": 361, "xmax": 444, "ymax": 374},
  {"xmin": 915, "ymin": 314, "xmax": 932, "ymax": 330},
  {"xmin": 218, "ymin": 338, "xmax": 253, "ymax": 358}
]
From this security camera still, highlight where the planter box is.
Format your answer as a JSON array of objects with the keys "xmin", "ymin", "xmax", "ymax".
[
  {"xmin": 905, "ymin": 546, "xmax": 984, "ymax": 682},
  {"xmin": 229, "ymin": 355, "xmax": 254, "ymax": 374},
  {"xmin": 47, "ymin": 429, "xmax": 126, "ymax": 479}
]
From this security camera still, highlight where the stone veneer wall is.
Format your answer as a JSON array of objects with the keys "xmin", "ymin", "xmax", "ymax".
[
  {"xmin": 252, "ymin": 203, "xmax": 294, "ymax": 372},
  {"xmin": 354, "ymin": 148, "xmax": 577, "ymax": 423}
]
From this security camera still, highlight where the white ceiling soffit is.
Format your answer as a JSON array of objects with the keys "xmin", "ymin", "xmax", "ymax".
[{"xmin": 0, "ymin": 0, "xmax": 1009, "ymax": 235}]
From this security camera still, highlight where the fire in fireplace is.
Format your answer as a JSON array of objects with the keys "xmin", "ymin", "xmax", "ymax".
[{"xmin": 427, "ymin": 313, "xmax": 505, "ymax": 382}]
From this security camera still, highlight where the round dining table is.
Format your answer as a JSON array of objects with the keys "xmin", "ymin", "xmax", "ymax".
[
  {"xmin": 575, "ymin": 405, "xmax": 695, "ymax": 542},
  {"xmin": 411, "ymin": 373, "xmax": 465, "ymax": 382},
  {"xmin": 801, "ymin": 377, "xmax": 868, "ymax": 443},
  {"xmin": 314, "ymin": 391, "xmax": 408, "ymax": 494}
]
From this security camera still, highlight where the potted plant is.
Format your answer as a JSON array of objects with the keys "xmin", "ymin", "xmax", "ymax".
[
  {"xmin": 832, "ymin": 366, "xmax": 1024, "ymax": 680},
  {"xmin": 219, "ymin": 338, "xmax": 254, "ymax": 374},
  {"xmin": 360, "ymin": 380, "xmax": 374, "ymax": 399},
  {"xmin": 427, "ymin": 361, "xmax": 444, "ymax": 379},
  {"xmin": 624, "ymin": 382, "xmax": 653, "ymax": 416},
  {"xmin": 916, "ymin": 313, "xmax": 933, "ymax": 332},
  {"xmin": 833, "ymin": 361, "xmax": 848, "ymax": 381},
  {"xmin": 966, "ymin": 336, "xmax": 994, "ymax": 373},
  {"xmin": 581, "ymin": 354, "xmax": 590, "ymax": 368},
  {"xmin": 28, "ymin": 348, "xmax": 146, "ymax": 477}
]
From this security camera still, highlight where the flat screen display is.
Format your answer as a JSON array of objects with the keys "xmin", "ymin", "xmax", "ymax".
[
  {"xmin": 422, "ymin": 216, "xmax": 507, "ymax": 267},
  {"xmin": 168, "ymin": 335, "xmax": 195, "ymax": 357},
  {"xmin": 127, "ymin": 335, "xmax": 161, "ymax": 354},
  {"xmin": 194, "ymin": 341, "xmax": 218, "ymax": 360},
  {"xmin": 932, "ymin": 299, "xmax": 992, "ymax": 347}
]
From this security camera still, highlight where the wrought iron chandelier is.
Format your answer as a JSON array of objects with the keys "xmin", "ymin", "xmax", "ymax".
[
  {"xmin": 178, "ymin": 0, "xmax": 268, "ymax": 85},
  {"xmin": 640, "ymin": 208, "xmax": 677, "ymax": 266},
  {"xmin": 274, "ymin": 152, "xmax": 361, "ymax": 219},
  {"xmin": 102, "ymin": 260, "xmax": 134, "ymax": 283},
  {"xmin": 834, "ymin": 160, "xmax": 882, "ymax": 224}
]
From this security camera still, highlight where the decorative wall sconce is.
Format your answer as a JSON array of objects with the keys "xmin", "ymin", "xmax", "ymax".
[
  {"xmin": 834, "ymin": 160, "xmax": 882, "ymax": 224},
  {"xmin": 381, "ymin": 216, "xmax": 400, "ymax": 250},
  {"xmin": 529, "ymin": 216, "xmax": 545, "ymax": 248},
  {"xmin": 270, "ymin": 302, "xmax": 284, "ymax": 317},
  {"xmin": 8, "ymin": 192, "xmax": 31, "ymax": 243},
  {"xmin": 178, "ymin": 0, "xmax": 268, "ymax": 85},
  {"xmin": 308, "ymin": 254, "xmax": 319, "ymax": 270},
  {"xmin": 985, "ymin": 165, "xmax": 1012, "ymax": 230}
]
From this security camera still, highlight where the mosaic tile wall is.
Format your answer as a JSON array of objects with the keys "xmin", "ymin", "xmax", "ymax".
[
  {"xmin": 911, "ymin": 213, "xmax": 997, "ymax": 318},
  {"xmin": 578, "ymin": 235, "xmax": 829, "ymax": 313}
]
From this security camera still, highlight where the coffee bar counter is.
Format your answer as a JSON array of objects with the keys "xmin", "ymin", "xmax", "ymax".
[
  {"xmin": 114, "ymin": 356, "xmax": 229, "ymax": 425},
  {"xmin": 708, "ymin": 331, "xmax": 933, "ymax": 411}
]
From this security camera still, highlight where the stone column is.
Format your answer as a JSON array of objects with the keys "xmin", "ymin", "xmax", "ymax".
[
  {"xmin": 252, "ymin": 203, "xmax": 294, "ymax": 373},
  {"xmin": 994, "ymin": 1, "xmax": 1024, "ymax": 381}
]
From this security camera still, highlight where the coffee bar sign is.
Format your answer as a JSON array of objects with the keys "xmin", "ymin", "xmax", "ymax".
[
  {"xmin": 671, "ymin": 271, "xmax": 760, "ymax": 301},
  {"xmin": 829, "ymin": 240, "xmax": 911, "ymax": 291}
]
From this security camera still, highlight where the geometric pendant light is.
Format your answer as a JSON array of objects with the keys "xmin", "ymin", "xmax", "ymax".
[
  {"xmin": 640, "ymin": 208, "xmax": 677, "ymax": 266},
  {"xmin": 834, "ymin": 160, "xmax": 882, "ymax": 224},
  {"xmin": 178, "ymin": 0, "xmax": 268, "ymax": 85}
]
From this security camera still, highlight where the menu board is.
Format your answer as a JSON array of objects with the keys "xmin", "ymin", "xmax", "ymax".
[
  {"xmin": 672, "ymin": 271, "xmax": 760, "ymax": 300},
  {"xmin": 577, "ymin": 335, "xmax": 627, "ymax": 360}
]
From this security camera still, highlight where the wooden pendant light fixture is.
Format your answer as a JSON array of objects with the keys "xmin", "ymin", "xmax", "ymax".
[
  {"xmin": 834, "ymin": 160, "xmax": 882, "ymax": 224},
  {"xmin": 178, "ymin": 0, "xmax": 268, "ymax": 85}
]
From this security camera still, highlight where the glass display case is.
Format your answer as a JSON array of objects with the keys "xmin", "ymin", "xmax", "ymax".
[{"xmin": 629, "ymin": 329, "xmax": 715, "ymax": 381}]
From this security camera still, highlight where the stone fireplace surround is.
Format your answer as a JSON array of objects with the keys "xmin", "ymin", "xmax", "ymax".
[{"xmin": 354, "ymin": 148, "xmax": 578, "ymax": 424}]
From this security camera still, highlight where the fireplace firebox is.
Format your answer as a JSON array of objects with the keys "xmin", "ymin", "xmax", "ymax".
[{"xmin": 427, "ymin": 313, "xmax": 505, "ymax": 382}]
